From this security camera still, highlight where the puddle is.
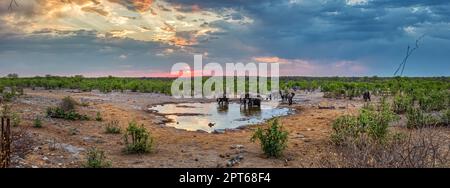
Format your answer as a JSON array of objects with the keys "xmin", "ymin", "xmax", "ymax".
[{"xmin": 149, "ymin": 102, "xmax": 293, "ymax": 133}]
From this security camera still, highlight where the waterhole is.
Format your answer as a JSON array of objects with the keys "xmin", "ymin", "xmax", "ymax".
[{"xmin": 149, "ymin": 102, "xmax": 292, "ymax": 133}]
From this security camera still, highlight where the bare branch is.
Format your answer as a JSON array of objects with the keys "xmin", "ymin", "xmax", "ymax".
[
  {"xmin": 394, "ymin": 34, "xmax": 426, "ymax": 76},
  {"xmin": 8, "ymin": 0, "xmax": 19, "ymax": 11}
]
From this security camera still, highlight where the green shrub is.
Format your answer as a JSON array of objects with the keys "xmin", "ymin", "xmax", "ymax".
[
  {"xmin": 251, "ymin": 118, "xmax": 288, "ymax": 158},
  {"xmin": 60, "ymin": 96, "xmax": 77, "ymax": 112},
  {"xmin": 331, "ymin": 115, "xmax": 360, "ymax": 145},
  {"xmin": 46, "ymin": 107, "xmax": 89, "ymax": 121},
  {"xmin": 33, "ymin": 116, "xmax": 42, "ymax": 128},
  {"xmin": 331, "ymin": 100, "xmax": 397, "ymax": 145},
  {"xmin": 105, "ymin": 120, "xmax": 121, "ymax": 134},
  {"xmin": 11, "ymin": 112, "xmax": 21, "ymax": 127},
  {"xmin": 440, "ymin": 109, "xmax": 450, "ymax": 126},
  {"xmin": 123, "ymin": 121, "xmax": 153, "ymax": 154},
  {"xmin": 84, "ymin": 148, "xmax": 111, "ymax": 168},
  {"xmin": 2, "ymin": 90, "xmax": 16, "ymax": 102},
  {"xmin": 95, "ymin": 112, "xmax": 103, "ymax": 121},
  {"xmin": 406, "ymin": 107, "xmax": 438, "ymax": 128},
  {"xmin": 393, "ymin": 93, "xmax": 413, "ymax": 114},
  {"xmin": 418, "ymin": 91, "xmax": 449, "ymax": 112}
]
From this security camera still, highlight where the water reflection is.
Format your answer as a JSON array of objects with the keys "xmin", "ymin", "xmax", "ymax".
[
  {"xmin": 216, "ymin": 104, "xmax": 229, "ymax": 115},
  {"xmin": 149, "ymin": 102, "xmax": 291, "ymax": 133},
  {"xmin": 240, "ymin": 105, "xmax": 262, "ymax": 117}
]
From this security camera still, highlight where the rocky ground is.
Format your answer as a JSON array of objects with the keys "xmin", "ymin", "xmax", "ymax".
[{"xmin": 7, "ymin": 89, "xmax": 366, "ymax": 168}]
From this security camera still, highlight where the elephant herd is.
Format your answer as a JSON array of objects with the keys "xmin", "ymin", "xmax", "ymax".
[{"xmin": 216, "ymin": 90, "xmax": 297, "ymax": 107}]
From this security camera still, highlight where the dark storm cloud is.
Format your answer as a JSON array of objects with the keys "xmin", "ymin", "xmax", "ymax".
[
  {"xmin": 1, "ymin": 0, "xmax": 449, "ymax": 76},
  {"xmin": 163, "ymin": 0, "xmax": 450, "ymax": 76}
]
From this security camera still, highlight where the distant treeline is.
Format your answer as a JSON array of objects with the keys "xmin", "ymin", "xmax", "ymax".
[{"xmin": 0, "ymin": 75, "xmax": 449, "ymax": 97}]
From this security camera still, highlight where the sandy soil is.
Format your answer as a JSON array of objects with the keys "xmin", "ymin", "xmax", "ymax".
[{"xmin": 7, "ymin": 89, "xmax": 366, "ymax": 168}]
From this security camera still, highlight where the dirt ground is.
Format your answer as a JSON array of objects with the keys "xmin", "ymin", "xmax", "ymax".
[{"xmin": 7, "ymin": 89, "xmax": 366, "ymax": 168}]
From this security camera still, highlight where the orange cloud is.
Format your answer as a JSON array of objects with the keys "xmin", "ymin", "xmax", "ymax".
[
  {"xmin": 1, "ymin": 0, "xmax": 252, "ymax": 47},
  {"xmin": 107, "ymin": 0, "xmax": 154, "ymax": 12},
  {"xmin": 252, "ymin": 56, "xmax": 290, "ymax": 64},
  {"xmin": 170, "ymin": 36, "xmax": 197, "ymax": 46}
]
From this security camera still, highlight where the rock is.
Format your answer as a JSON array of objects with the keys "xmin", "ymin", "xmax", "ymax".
[
  {"xmin": 306, "ymin": 128, "xmax": 314, "ymax": 131},
  {"xmin": 226, "ymin": 154, "xmax": 244, "ymax": 167},
  {"xmin": 230, "ymin": 145, "xmax": 244, "ymax": 150},
  {"xmin": 59, "ymin": 143, "xmax": 85, "ymax": 156},
  {"xmin": 33, "ymin": 146, "xmax": 42, "ymax": 151},
  {"xmin": 212, "ymin": 129, "xmax": 225, "ymax": 134},
  {"xmin": 32, "ymin": 165, "xmax": 38, "ymax": 168},
  {"xmin": 42, "ymin": 156, "xmax": 49, "ymax": 161},
  {"xmin": 294, "ymin": 133, "xmax": 305, "ymax": 138}
]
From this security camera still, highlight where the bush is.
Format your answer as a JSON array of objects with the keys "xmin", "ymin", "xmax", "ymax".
[
  {"xmin": 95, "ymin": 112, "xmax": 103, "ymax": 121},
  {"xmin": 331, "ymin": 115, "xmax": 360, "ymax": 145},
  {"xmin": 367, "ymin": 99, "xmax": 397, "ymax": 141},
  {"xmin": 60, "ymin": 96, "xmax": 77, "ymax": 112},
  {"xmin": 331, "ymin": 100, "xmax": 397, "ymax": 145},
  {"xmin": 418, "ymin": 91, "xmax": 449, "ymax": 112},
  {"xmin": 393, "ymin": 93, "xmax": 412, "ymax": 114},
  {"xmin": 123, "ymin": 121, "xmax": 153, "ymax": 154},
  {"xmin": 251, "ymin": 118, "xmax": 288, "ymax": 158},
  {"xmin": 33, "ymin": 116, "xmax": 42, "ymax": 128},
  {"xmin": 45, "ymin": 96, "xmax": 89, "ymax": 120},
  {"xmin": 322, "ymin": 128, "xmax": 450, "ymax": 168},
  {"xmin": 2, "ymin": 90, "xmax": 16, "ymax": 102},
  {"xmin": 441, "ymin": 109, "xmax": 450, "ymax": 126},
  {"xmin": 105, "ymin": 120, "xmax": 121, "ymax": 134},
  {"xmin": 84, "ymin": 148, "xmax": 111, "ymax": 168},
  {"xmin": 46, "ymin": 107, "xmax": 89, "ymax": 121},
  {"xmin": 406, "ymin": 107, "xmax": 439, "ymax": 129}
]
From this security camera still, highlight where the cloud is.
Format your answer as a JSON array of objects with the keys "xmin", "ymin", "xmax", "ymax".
[
  {"xmin": 252, "ymin": 56, "xmax": 290, "ymax": 64},
  {"xmin": 253, "ymin": 56, "xmax": 368, "ymax": 76},
  {"xmin": 1, "ymin": 0, "xmax": 449, "ymax": 77},
  {"xmin": 279, "ymin": 59, "xmax": 368, "ymax": 76},
  {"xmin": 0, "ymin": 0, "xmax": 252, "ymax": 47},
  {"xmin": 119, "ymin": 54, "xmax": 128, "ymax": 59},
  {"xmin": 346, "ymin": 0, "xmax": 369, "ymax": 6}
]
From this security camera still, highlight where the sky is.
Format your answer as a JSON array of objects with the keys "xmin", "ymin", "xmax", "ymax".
[{"xmin": 0, "ymin": 0, "xmax": 449, "ymax": 77}]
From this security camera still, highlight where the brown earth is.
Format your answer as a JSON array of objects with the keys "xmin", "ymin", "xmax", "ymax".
[{"xmin": 8, "ymin": 89, "xmax": 365, "ymax": 168}]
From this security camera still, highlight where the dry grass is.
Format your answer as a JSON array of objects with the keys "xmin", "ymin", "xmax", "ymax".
[{"xmin": 319, "ymin": 127, "xmax": 450, "ymax": 168}]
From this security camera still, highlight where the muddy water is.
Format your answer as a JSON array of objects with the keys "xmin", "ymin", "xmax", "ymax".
[{"xmin": 149, "ymin": 102, "xmax": 292, "ymax": 133}]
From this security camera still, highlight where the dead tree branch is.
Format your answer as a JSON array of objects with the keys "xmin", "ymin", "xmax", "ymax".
[
  {"xmin": 394, "ymin": 34, "xmax": 426, "ymax": 76},
  {"xmin": 8, "ymin": 0, "xmax": 19, "ymax": 11}
]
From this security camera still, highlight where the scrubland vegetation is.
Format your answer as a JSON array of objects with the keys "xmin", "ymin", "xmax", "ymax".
[
  {"xmin": 0, "ymin": 75, "xmax": 173, "ymax": 94},
  {"xmin": 0, "ymin": 75, "xmax": 448, "ymax": 168}
]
